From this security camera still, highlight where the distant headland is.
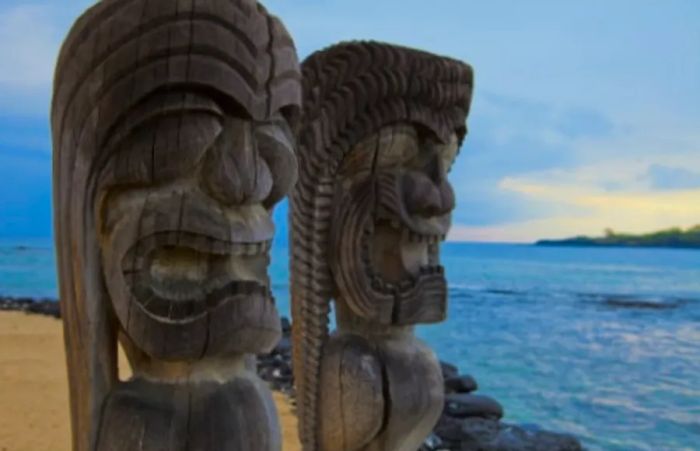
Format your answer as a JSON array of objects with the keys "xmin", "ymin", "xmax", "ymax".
[{"xmin": 536, "ymin": 225, "xmax": 700, "ymax": 249}]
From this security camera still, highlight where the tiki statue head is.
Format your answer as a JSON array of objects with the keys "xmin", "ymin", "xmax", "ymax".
[
  {"xmin": 331, "ymin": 123, "xmax": 461, "ymax": 325},
  {"xmin": 52, "ymin": 0, "xmax": 300, "ymax": 448},
  {"xmin": 291, "ymin": 41, "xmax": 473, "ymax": 448}
]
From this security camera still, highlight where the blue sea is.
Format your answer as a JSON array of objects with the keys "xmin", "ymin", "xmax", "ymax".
[{"xmin": 2, "ymin": 238, "xmax": 699, "ymax": 451}]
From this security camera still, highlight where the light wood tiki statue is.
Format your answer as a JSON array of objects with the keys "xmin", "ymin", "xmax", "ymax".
[
  {"xmin": 51, "ymin": 1, "xmax": 300, "ymax": 450},
  {"xmin": 291, "ymin": 42, "xmax": 474, "ymax": 450}
]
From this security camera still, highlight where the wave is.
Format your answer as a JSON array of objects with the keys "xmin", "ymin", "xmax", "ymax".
[{"xmin": 579, "ymin": 293, "xmax": 691, "ymax": 311}]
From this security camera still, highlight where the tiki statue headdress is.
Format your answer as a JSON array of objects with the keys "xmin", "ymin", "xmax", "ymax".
[
  {"xmin": 291, "ymin": 41, "xmax": 473, "ymax": 450},
  {"xmin": 52, "ymin": 1, "xmax": 300, "ymax": 449}
]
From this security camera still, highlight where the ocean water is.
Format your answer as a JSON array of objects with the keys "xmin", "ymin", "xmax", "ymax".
[{"xmin": 1, "ymin": 238, "xmax": 699, "ymax": 450}]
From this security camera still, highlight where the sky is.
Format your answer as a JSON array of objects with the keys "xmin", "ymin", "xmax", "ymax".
[{"xmin": 0, "ymin": 0, "xmax": 698, "ymax": 242}]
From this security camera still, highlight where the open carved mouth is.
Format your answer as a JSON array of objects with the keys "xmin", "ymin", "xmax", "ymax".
[
  {"xmin": 122, "ymin": 231, "xmax": 271, "ymax": 321},
  {"xmin": 364, "ymin": 219, "xmax": 445, "ymax": 295}
]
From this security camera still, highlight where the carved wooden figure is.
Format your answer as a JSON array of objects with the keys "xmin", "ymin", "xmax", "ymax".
[
  {"xmin": 291, "ymin": 42, "xmax": 474, "ymax": 450},
  {"xmin": 51, "ymin": 1, "xmax": 300, "ymax": 450}
]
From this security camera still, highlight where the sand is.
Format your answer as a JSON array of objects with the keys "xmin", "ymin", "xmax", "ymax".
[{"xmin": 0, "ymin": 312, "xmax": 300, "ymax": 451}]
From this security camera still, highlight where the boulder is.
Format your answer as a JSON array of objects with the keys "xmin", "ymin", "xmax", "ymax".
[
  {"xmin": 440, "ymin": 361, "xmax": 459, "ymax": 379},
  {"xmin": 445, "ymin": 394, "xmax": 504, "ymax": 420},
  {"xmin": 445, "ymin": 375, "xmax": 478, "ymax": 394}
]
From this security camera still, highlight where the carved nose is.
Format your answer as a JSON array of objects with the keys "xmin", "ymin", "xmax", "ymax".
[
  {"xmin": 403, "ymin": 172, "xmax": 455, "ymax": 217},
  {"xmin": 403, "ymin": 153, "xmax": 455, "ymax": 217},
  {"xmin": 201, "ymin": 118, "xmax": 273, "ymax": 206}
]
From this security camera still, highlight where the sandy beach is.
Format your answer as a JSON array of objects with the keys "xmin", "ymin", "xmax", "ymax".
[{"xmin": 0, "ymin": 312, "xmax": 300, "ymax": 451}]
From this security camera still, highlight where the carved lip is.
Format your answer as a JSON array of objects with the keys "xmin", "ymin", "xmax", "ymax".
[
  {"xmin": 122, "ymin": 231, "xmax": 271, "ymax": 322},
  {"xmin": 364, "ymin": 219, "xmax": 445, "ymax": 295}
]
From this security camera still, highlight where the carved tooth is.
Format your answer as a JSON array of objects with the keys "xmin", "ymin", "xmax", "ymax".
[
  {"xmin": 207, "ymin": 240, "xmax": 221, "ymax": 255},
  {"xmin": 166, "ymin": 232, "xmax": 179, "ymax": 246},
  {"xmin": 245, "ymin": 243, "xmax": 257, "ymax": 257},
  {"xmin": 231, "ymin": 243, "xmax": 244, "ymax": 257},
  {"xmin": 199, "ymin": 235, "xmax": 214, "ymax": 253}
]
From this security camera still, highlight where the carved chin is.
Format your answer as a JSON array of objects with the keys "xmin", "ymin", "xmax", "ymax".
[{"xmin": 367, "ymin": 220, "xmax": 444, "ymax": 293}]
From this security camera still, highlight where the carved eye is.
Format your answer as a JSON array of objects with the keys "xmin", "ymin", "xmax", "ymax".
[
  {"xmin": 103, "ymin": 93, "xmax": 224, "ymax": 188},
  {"xmin": 433, "ymin": 133, "xmax": 459, "ymax": 174},
  {"xmin": 340, "ymin": 125, "xmax": 420, "ymax": 176},
  {"xmin": 375, "ymin": 126, "xmax": 419, "ymax": 168},
  {"xmin": 106, "ymin": 112, "xmax": 222, "ymax": 187}
]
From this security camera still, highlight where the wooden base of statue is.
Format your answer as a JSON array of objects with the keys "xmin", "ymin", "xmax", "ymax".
[
  {"xmin": 318, "ymin": 328, "xmax": 444, "ymax": 450},
  {"xmin": 98, "ymin": 371, "xmax": 280, "ymax": 451}
]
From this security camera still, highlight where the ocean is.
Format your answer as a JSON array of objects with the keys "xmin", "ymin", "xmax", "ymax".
[{"xmin": 1, "ymin": 238, "xmax": 699, "ymax": 450}]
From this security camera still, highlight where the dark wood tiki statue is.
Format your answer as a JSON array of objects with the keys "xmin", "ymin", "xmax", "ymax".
[
  {"xmin": 291, "ymin": 42, "xmax": 474, "ymax": 450},
  {"xmin": 51, "ymin": 1, "xmax": 300, "ymax": 450}
]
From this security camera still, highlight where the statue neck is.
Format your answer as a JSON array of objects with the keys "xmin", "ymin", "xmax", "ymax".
[
  {"xmin": 129, "ymin": 356, "xmax": 251, "ymax": 384},
  {"xmin": 334, "ymin": 299, "xmax": 414, "ymax": 339},
  {"xmin": 119, "ymin": 335, "xmax": 253, "ymax": 384}
]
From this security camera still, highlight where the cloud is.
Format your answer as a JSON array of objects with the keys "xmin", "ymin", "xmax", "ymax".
[
  {"xmin": 0, "ymin": 1, "xmax": 94, "ymax": 116},
  {"xmin": 449, "ymin": 93, "xmax": 622, "ymax": 227},
  {"xmin": 449, "ymin": 167, "xmax": 700, "ymax": 242},
  {"xmin": 644, "ymin": 164, "xmax": 700, "ymax": 190},
  {"xmin": 449, "ymin": 195, "xmax": 700, "ymax": 243},
  {"xmin": 0, "ymin": 5, "xmax": 58, "ymax": 88},
  {"xmin": 0, "ymin": 0, "xmax": 698, "ymax": 241},
  {"xmin": 447, "ymin": 124, "xmax": 700, "ymax": 243}
]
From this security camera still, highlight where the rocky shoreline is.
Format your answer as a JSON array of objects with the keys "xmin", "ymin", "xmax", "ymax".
[
  {"xmin": 1, "ymin": 296, "xmax": 582, "ymax": 450},
  {"xmin": 0, "ymin": 296, "xmax": 61, "ymax": 318}
]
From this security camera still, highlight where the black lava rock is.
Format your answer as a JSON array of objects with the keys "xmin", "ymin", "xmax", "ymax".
[
  {"xmin": 445, "ymin": 375, "xmax": 478, "ymax": 394},
  {"xmin": 445, "ymin": 394, "xmax": 504, "ymax": 420},
  {"xmin": 0, "ymin": 296, "xmax": 61, "ymax": 318},
  {"xmin": 440, "ymin": 361, "xmax": 459, "ymax": 379},
  {"xmin": 459, "ymin": 418, "xmax": 583, "ymax": 451}
]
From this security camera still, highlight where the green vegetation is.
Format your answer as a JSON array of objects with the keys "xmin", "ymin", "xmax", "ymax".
[{"xmin": 536, "ymin": 225, "xmax": 700, "ymax": 249}]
